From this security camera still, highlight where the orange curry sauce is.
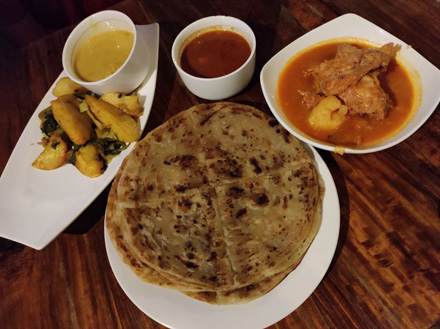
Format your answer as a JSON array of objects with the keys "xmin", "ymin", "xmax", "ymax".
[
  {"xmin": 277, "ymin": 41, "xmax": 415, "ymax": 147},
  {"xmin": 181, "ymin": 30, "xmax": 251, "ymax": 78}
]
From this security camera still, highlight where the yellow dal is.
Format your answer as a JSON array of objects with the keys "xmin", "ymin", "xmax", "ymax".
[{"xmin": 74, "ymin": 30, "xmax": 134, "ymax": 82}]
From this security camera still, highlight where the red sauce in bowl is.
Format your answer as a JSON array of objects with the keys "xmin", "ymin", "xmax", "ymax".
[{"xmin": 180, "ymin": 30, "xmax": 251, "ymax": 78}]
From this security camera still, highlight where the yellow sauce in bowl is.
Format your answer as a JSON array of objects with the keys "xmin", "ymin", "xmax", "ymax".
[{"xmin": 73, "ymin": 30, "xmax": 134, "ymax": 82}]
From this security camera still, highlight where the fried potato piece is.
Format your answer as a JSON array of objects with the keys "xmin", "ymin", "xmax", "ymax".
[
  {"xmin": 52, "ymin": 77, "xmax": 88, "ymax": 98},
  {"xmin": 75, "ymin": 144, "xmax": 104, "ymax": 178},
  {"xmin": 101, "ymin": 92, "xmax": 142, "ymax": 118},
  {"xmin": 32, "ymin": 133, "xmax": 68, "ymax": 170},
  {"xmin": 51, "ymin": 94, "xmax": 93, "ymax": 145},
  {"xmin": 85, "ymin": 95, "xmax": 140, "ymax": 143}
]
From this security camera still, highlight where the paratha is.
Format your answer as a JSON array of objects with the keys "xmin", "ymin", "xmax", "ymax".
[{"xmin": 106, "ymin": 102, "xmax": 324, "ymax": 304}]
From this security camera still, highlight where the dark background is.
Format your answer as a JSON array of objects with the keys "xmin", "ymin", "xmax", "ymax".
[{"xmin": 0, "ymin": 0, "xmax": 121, "ymax": 51}]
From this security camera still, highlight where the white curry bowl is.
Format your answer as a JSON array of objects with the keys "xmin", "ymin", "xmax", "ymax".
[
  {"xmin": 171, "ymin": 15, "xmax": 256, "ymax": 100},
  {"xmin": 260, "ymin": 14, "xmax": 440, "ymax": 154},
  {"xmin": 62, "ymin": 10, "xmax": 149, "ymax": 95}
]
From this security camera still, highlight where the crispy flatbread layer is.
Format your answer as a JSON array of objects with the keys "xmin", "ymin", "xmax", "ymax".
[{"xmin": 106, "ymin": 102, "xmax": 324, "ymax": 303}]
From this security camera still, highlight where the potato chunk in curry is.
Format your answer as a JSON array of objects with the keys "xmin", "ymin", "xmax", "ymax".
[{"xmin": 308, "ymin": 96, "xmax": 347, "ymax": 131}]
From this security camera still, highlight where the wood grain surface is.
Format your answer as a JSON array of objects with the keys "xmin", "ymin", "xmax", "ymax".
[{"xmin": 0, "ymin": 0, "xmax": 439, "ymax": 328}]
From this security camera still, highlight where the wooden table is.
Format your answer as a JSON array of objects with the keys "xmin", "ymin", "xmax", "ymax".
[{"xmin": 1, "ymin": 0, "xmax": 439, "ymax": 328}]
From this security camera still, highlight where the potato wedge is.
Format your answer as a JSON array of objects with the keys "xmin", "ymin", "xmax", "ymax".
[
  {"xmin": 51, "ymin": 95, "xmax": 93, "ymax": 145},
  {"xmin": 100, "ymin": 92, "xmax": 142, "ymax": 117},
  {"xmin": 308, "ymin": 96, "xmax": 347, "ymax": 131},
  {"xmin": 79, "ymin": 100, "xmax": 105, "ymax": 130},
  {"xmin": 52, "ymin": 77, "xmax": 88, "ymax": 98},
  {"xmin": 32, "ymin": 133, "xmax": 68, "ymax": 170},
  {"xmin": 85, "ymin": 95, "xmax": 140, "ymax": 143},
  {"xmin": 75, "ymin": 144, "xmax": 105, "ymax": 178}
]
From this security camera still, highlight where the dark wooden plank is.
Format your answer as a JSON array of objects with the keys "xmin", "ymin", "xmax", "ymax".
[{"xmin": 0, "ymin": 0, "xmax": 439, "ymax": 328}]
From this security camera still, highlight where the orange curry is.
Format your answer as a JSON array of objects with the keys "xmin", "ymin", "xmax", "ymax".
[{"xmin": 277, "ymin": 41, "xmax": 415, "ymax": 147}]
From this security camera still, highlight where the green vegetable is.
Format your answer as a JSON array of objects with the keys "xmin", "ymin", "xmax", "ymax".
[
  {"xmin": 79, "ymin": 101, "xmax": 89, "ymax": 113},
  {"xmin": 71, "ymin": 144, "xmax": 82, "ymax": 151},
  {"xmin": 67, "ymin": 143, "xmax": 82, "ymax": 165},
  {"xmin": 38, "ymin": 106, "xmax": 52, "ymax": 120},
  {"xmin": 41, "ymin": 112, "xmax": 60, "ymax": 137},
  {"xmin": 104, "ymin": 141, "xmax": 128, "ymax": 155},
  {"xmin": 54, "ymin": 127, "xmax": 64, "ymax": 135},
  {"xmin": 91, "ymin": 138, "xmax": 128, "ymax": 158},
  {"xmin": 67, "ymin": 150, "xmax": 76, "ymax": 165},
  {"xmin": 51, "ymin": 141, "xmax": 60, "ymax": 149},
  {"xmin": 99, "ymin": 128, "xmax": 117, "ymax": 140}
]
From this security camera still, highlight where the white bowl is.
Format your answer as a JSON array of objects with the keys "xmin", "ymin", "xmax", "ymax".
[
  {"xmin": 62, "ymin": 10, "xmax": 149, "ymax": 95},
  {"xmin": 171, "ymin": 16, "xmax": 256, "ymax": 100},
  {"xmin": 260, "ymin": 13, "xmax": 440, "ymax": 154}
]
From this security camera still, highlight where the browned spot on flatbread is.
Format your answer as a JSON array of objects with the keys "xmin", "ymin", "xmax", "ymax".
[
  {"xmin": 254, "ymin": 193, "xmax": 269, "ymax": 206},
  {"xmin": 249, "ymin": 157, "xmax": 262, "ymax": 174}
]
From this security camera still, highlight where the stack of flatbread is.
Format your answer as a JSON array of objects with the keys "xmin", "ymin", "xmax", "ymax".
[{"xmin": 106, "ymin": 102, "xmax": 323, "ymax": 304}]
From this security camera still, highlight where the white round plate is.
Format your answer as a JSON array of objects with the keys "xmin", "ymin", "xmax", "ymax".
[{"xmin": 104, "ymin": 143, "xmax": 340, "ymax": 329}]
